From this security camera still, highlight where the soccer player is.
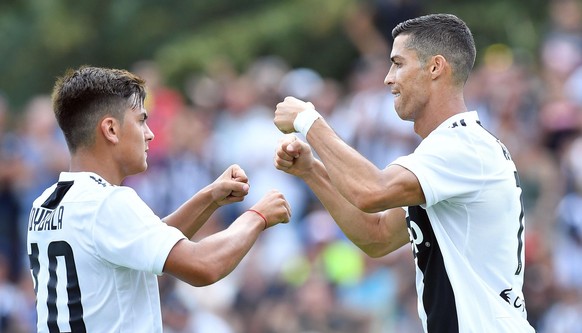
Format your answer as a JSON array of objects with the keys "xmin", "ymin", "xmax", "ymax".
[
  {"xmin": 27, "ymin": 66, "xmax": 291, "ymax": 333},
  {"xmin": 273, "ymin": 14, "xmax": 535, "ymax": 332}
]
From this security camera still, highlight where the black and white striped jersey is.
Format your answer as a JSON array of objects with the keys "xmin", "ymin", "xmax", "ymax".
[
  {"xmin": 27, "ymin": 172, "xmax": 185, "ymax": 333},
  {"xmin": 391, "ymin": 111, "xmax": 535, "ymax": 333}
]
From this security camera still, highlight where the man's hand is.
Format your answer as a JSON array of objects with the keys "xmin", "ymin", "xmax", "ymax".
[
  {"xmin": 211, "ymin": 164, "xmax": 250, "ymax": 206},
  {"xmin": 249, "ymin": 190, "xmax": 291, "ymax": 229},
  {"xmin": 274, "ymin": 96, "xmax": 315, "ymax": 134},
  {"xmin": 274, "ymin": 134, "xmax": 314, "ymax": 178}
]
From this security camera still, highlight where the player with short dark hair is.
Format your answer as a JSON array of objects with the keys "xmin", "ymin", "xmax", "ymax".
[
  {"xmin": 28, "ymin": 66, "xmax": 291, "ymax": 332},
  {"xmin": 273, "ymin": 13, "xmax": 535, "ymax": 332}
]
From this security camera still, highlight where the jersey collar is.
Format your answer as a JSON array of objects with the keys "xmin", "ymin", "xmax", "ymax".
[
  {"xmin": 59, "ymin": 171, "xmax": 113, "ymax": 187},
  {"xmin": 439, "ymin": 111, "xmax": 480, "ymax": 129}
]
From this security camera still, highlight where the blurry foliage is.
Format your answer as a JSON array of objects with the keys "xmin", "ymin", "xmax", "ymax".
[
  {"xmin": 432, "ymin": 0, "xmax": 549, "ymax": 66},
  {"xmin": 0, "ymin": 0, "xmax": 551, "ymax": 111},
  {"xmin": 156, "ymin": 0, "xmax": 357, "ymax": 88}
]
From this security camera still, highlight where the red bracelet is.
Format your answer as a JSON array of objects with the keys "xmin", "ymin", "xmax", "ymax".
[{"xmin": 247, "ymin": 209, "xmax": 268, "ymax": 230}]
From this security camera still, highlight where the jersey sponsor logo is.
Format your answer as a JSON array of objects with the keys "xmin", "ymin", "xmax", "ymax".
[
  {"xmin": 499, "ymin": 287, "xmax": 526, "ymax": 312},
  {"xmin": 28, "ymin": 206, "xmax": 64, "ymax": 231}
]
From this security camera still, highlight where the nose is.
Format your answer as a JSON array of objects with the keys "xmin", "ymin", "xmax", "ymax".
[
  {"xmin": 384, "ymin": 67, "xmax": 395, "ymax": 86},
  {"xmin": 145, "ymin": 124, "xmax": 155, "ymax": 142}
]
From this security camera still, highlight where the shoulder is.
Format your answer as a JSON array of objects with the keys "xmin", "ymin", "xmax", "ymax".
[
  {"xmin": 419, "ymin": 111, "xmax": 500, "ymax": 159},
  {"xmin": 99, "ymin": 186, "xmax": 147, "ymax": 213}
]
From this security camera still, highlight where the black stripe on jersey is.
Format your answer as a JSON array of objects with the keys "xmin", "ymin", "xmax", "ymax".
[
  {"xmin": 47, "ymin": 241, "xmax": 86, "ymax": 332},
  {"xmin": 41, "ymin": 181, "xmax": 74, "ymax": 209},
  {"xmin": 407, "ymin": 205, "xmax": 459, "ymax": 333}
]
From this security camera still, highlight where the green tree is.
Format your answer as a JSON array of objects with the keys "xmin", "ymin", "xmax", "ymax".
[{"xmin": 0, "ymin": 0, "xmax": 553, "ymax": 112}]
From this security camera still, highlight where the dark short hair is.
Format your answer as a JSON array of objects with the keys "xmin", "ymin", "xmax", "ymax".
[
  {"xmin": 392, "ymin": 13, "xmax": 476, "ymax": 85},
  {"xmin": 52, "ymin": 66, "xmax": 147, "ymax": 153}
]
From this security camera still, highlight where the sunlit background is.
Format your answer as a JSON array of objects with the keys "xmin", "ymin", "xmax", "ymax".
[{"xmin": 1, "ymin": 0, "xmax": 581, "ymax": 332}]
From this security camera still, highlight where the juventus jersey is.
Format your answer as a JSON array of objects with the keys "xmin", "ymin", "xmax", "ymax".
[
  {"xmin": 391, "ymin": 111, "xmax": 535, "ymax": 333},
  {"xmin": 27, "ymin": 172, "xmax": 186, "ymax": 333}
]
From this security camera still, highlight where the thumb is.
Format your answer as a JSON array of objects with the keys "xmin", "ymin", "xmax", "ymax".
[{"xmin": 285, "ymin": 140, "xmax": 302, "ymax": 158}]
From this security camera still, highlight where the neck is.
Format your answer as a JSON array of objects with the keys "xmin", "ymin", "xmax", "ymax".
[
  {"xmin": 414, "ymin": 89, "xmax": 467, "ymax": 139},
  {"xmin": 69, "ymin": 149, "xmax": 124, "ymax": 185}
]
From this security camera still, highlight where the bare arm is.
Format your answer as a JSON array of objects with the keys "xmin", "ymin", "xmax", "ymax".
[
  {"xmin": 274, "ymin": 96, "xmax": 425, "ymax": 212},
  {"xmin": 162, "ymin": 164, "xmax": 250, "ymax": 239},
  {"xmin": 163, "ymin": 190, "xmax": 291, "ymax": 286},
  {"xmin": 275, "ymin": 136, "xmax": 409, "ymax": 257},
  {"xmin": 307, "ymin": 120, "xmax": 425, "ymax": 212}
]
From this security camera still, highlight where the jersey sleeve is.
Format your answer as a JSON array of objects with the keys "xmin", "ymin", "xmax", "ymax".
[
  {"xmin": 92, "ymin": 187, "xmax": 186, "ymax": 275},
  {"xmin": 390, "ymin": 129, "xmax": 485, "ymax": 208}
]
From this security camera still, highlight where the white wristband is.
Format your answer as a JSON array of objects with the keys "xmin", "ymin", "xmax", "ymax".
[{"xmin": 293, "ymin": 108, "xmax": 322, "ymax": 137}]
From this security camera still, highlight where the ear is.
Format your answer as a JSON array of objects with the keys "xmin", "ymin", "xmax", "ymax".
[
  {"xmin": 100, "ymin": 117, "xmax": 120, "ymax": 144},
  {"xmin": 429, "ymin": 55, "xmax": 447, "ymax": 80}
]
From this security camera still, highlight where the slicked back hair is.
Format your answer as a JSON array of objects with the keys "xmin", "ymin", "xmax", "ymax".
[
  {"xmin": 52, "ymin": 66, "xmax": 147, "ymax": 153},
  {"xmin": 392, "ymin": 13, "xmax": 476, "ymax": 85}
]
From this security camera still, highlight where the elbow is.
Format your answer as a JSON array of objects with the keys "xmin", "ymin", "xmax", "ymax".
[
  {"xmin": 358, "ymin": 241, "xmax": 401, "ymax": 258},
  {"xmin": 194, "ymin": 273, "xmax": 218, "ymax": 287},
  {"xmin": 352, "ymin": 192, "xmax": 386, "ymax": 214},
  {"xmin": 178, "ymin": 261, "xmax": 226, "ymax": 287},
  {"xmin": 360, "ymin": 245, "xmax": 391, "ymax": 258},
  {"xmin": 350, "ymin": 182, "xmax": 405, "ymax": 213},
  {"xmin": 187, "ymin": 269, "xmax": 223, "ymax": 287},
  {"xmin": 357, "ymin": 202, "xmax": 382, "ymax": 214},
  {"xmin": 197, "ymin": 261, "xmax": 229, "ymax": 286}
]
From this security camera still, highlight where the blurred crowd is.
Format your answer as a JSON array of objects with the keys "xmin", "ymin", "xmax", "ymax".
[{"xmin": 2, "ymin": 0, "xmax": 582, "ymax": 332}]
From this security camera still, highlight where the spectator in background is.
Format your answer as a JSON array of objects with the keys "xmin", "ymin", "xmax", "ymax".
[
  {"xmin": 534, "ymin": 136, "xmax": 582, "ymax": 333},
  {"xmin": 159, "ymin": 108, "xmax": 216, "ymax": 217},
  {"xmin": 211, "ymin": 65, "xmax": 309, "ymax": 280},
  {"xmin": 370, "ymin": 0, "xmax": 423, "ymax": 47},
  {"xmin": 346, "ymin": 54, "xmax": 418, "ymax": 168},
  {"xmin": 466, "ymin": 44, "xmax": 565, "ymax": 235},
  {"xmin": 553, "ymin": 138, "xmax": 582, "ymax": 290},
  {"xmin": 10, "ymin": 96, "xmax": 69, "ymax": 276},
  {"xmin": 0, "ymin": 254, "xmax": 33, "ymax": 332},
  {"xmin": 126, "ymin": 60, "xmax": 186, "ymax": 213},
  {"xmin": 131, "ymin": 60, "xmax": 184, "ymax": 165},
  {"xmin": 0, "ymin": 94, "xmax": 24, "ymax": 282}
]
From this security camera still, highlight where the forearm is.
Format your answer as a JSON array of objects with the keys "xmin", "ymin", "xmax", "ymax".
[
  {"xmin": 306, "ymin": 119, "xmax": 387, "ymax": 211},
  {"xmin": 166, "ymin": 212, "xmax": 264, "ymax": 286},
  {"xmin": 303, "ymin": 159, "xmax": 399, "ymax": 255},
  {"xmin": 163, "ymin": 185, "xmax": 219, "ymax": 239}
]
